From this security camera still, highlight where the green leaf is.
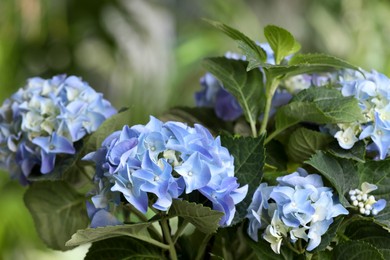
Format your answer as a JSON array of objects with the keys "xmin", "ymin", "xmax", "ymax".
[
  {"xmin": 85, "ymin": 236, "xmax": 164, "ymax": 260},
  {"xmin": 221, "ymin": 135, "xmax": 265, "ymax": 223},
  {"xmin": 203, "ymin": 58, "xmax": 264, "ymax": 136},
  {"xmin": 286, "ymin": 127, "xmax": 333, "ymax": 163},
  {"xmin": 263, "ymin": 53, "xmax": 362, "ymax": 80},
  {"xmin": 333, "ymin": 241, "xmax": 385, "ymax": 260},
  {"xmin": 65, "ymin": 223, "xmax": 165, "ymax": 248},
  {"xmin": 205, "ymin": 19, "xmax": 267, "ymax": 70},
  {"xmin": 274, "ymin": 87, "xmax": 364, "ymax": 137},
  {"xmin": 311, "ymin": 250, "xmax": 333, "ymax": 260},
  {"xmin": 312, "ymin": 217, "xmax": 344, "ymax": 252},
  {"xmin": 211, "ymin": 225, "xmax": 258, "ymax": 260},
  {"xmin": 289, "ymin": 53, "xmax": 362, "ymax": 73},
  {"xmin": 246, "ymin": 235, "xmax": 296, "ymax": 260},
  {"xmin": 305, "ymin": 151, "xmax": 359, "ymax": 206},
  {"xmin": 344, "ymin": 219, "xmax": 390, "ymax": 259},
  {"xmin": 327, "ymin": 141, "xmax": 366, "ymax": 163},
  {"xmin": 168, "ymin": 200, "xmax": 224, "ymax": 234},
  {"xmin": 264, "ymin": 25, "xmax": 301, "ymax": 64},
  {"xmin": 24, "ymin": 181, "xmax": 89, "ymax": 251},
  {"xmin": 357, "ymin": 159, "xmax": 390, "ymax": 229},
  {"xmin": 265, "ymin": 140, "xmax": 288, "ymax": 171},
  {"xmin": 83, "ymin": 108, "xmax": 133, "ymax": 155}
]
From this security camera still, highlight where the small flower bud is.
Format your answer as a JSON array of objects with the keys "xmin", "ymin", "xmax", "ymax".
[
  {"xmin": 349, "ymin": 190, "xmax": 356, "ymax": 195},
  {"xmin": 358, "ymin": 202, "xmax": 364, "ymax": 208},
  {"xmin": 359, "ymin": 207, "xmax": 366, "ymax": 214},
  {"xmin": 352, "ymin": 200, "xmax": 359, "ymax": 206},
  {"xmin": 356, "ymin": 195, "xmax": 362, "ymax": 201},
  {"xmin": 350, "ymin": 195, "xmax": 357, "ymax": 201},
  {"xmin": 365, "ymin": 204, "xmax": 372, "ymax": 210},
  {"xmin": 372, "ymin": 209, "xmax": 378, "ymax": 215},
  {"xmin": 362, "ymin": 194, "xmax": 368, "ymax": 201}
]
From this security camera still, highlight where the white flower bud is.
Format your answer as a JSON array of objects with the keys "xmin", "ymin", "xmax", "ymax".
[
  {"xmin": 350, "ymin": 195, "xmax": 357, "ymax": 201},
  {"xmin": 365, "ymin": 204, "xmax": 372, "ymax": 210},
  {"xmin": 349, "ymin": 190, "xmax": 356, "ymax": 195},
  {"xmin": 356, "ymin": 195, "xmax": 362, "ymax": 201},
  {"xmin": 353, "ymin": 200, "xmax": 359, "ymax": 206},
  {"xmin": 358, "ymin": 202, "xmax": 364, "ymax": 208},
  {"xmin": 362, "ymin": 194, "xmax": 368, "ymax": 201},
  {"xmin": 359, "ymin": 207, "xmax": 366, "ymax": 214},
  {"xmin": 365, "ymin": 210, "xmax": 370, "ymax": 215},
  {"xmin": 372, "ymin": 209, "xmax": 378, "ymax": 215}
]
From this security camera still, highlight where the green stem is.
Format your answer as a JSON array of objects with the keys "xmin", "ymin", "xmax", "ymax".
[
  {"xmin": 285, "ymin": 239, "xmax": 303, "ymax": 255},
  {"xmin": 126, "ymin": 205, "xmax": 162, "ymax": 241},
  {"xmin": 259, "ymin": 79, "xmax": 280, "ymax": 136},
  {"xmin": 135, "ymin": 235, "xmax": 170, "ymax": 250},
  {"xmin": 337, "ymin": 231, "xmax": 351, "ymax": 242},
  {"xmin": 195, "ymin": 233, "xmax": 213, "ymax": 260},
  {"xmin": 264, "ymin": 128, "xmax": 281, "ymax": 144},
  {"xmin": 161, "ymin": 218, "xmax": 177, "ymax": 260},
  {"xmin": 173, "ymin": 219, "xmax": 189, "ymax": 244}
]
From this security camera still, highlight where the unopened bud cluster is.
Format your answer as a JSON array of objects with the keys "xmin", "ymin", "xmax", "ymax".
[
  {"xmin": 349, "ymin": 189, "xmax": 378, "ymax": 215},
  {"xmin": 348, "ymin": 182, "xmax": 387, "ymax": 216}
]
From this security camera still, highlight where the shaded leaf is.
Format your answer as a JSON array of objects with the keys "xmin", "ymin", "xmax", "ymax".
[
  {"xmin": 221, "ymin": 135, "xmax": 265, "ymax": 224},
  {"xmin": 85, "ymin": 236, "xmax": 164, "ymax": 260},
  {"xmin": 333, "ymin": 241, "xmax": 385, "ymax": 260},
  {"xmin": 168, "ymin": 200, "xmax": 223, "ymax": 234},
  {"xmin": 306, "ymin": 151, "xmax": 359, "ymax": 206},
  {"xmin": 202, "ymin": 58, "xmax": 264, "ymax": 135},
  {"xmin": 344, "ymin": 219, "xmax": 390, "ymax": 259},
  {"xmin": 327, "ymin": 141, "xmax": 366, "ymax": 163},
  {"xmin": 205, "ymin": 19, "xmax": 267, "ymax": 70},
  {"xmin": 287, "ymin": 127, "xmax": 333, "ymax": 163},
  {"xmin": 264, "ymin": 25, "xmax": 301, "ymax": 64},
  {"xmin": 265, "ymin": 140, "xmax": 288, "ymax": 171},
  {"xmin": 274, "ymin": 87, "xmax": 364, "ymax": 137},
  {"xmin": 311, "ymin": 250, "xmax": 333, "ymax": 260},
  {"xmin": 24, "ymin": 181, "xmax": 89, "ymax": 251},
  {"xmin": 246, "ymin": 235, "xmax": 297, "ymax": 260}
]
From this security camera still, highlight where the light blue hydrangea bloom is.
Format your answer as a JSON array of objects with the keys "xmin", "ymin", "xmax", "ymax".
[
  {"xmin": 85, "ymin": 116, "xmax": 247, "ymax": 227},
  {"xmin": 246, "ymin": 168, "xmax": 348, "ymax": 253},
  {"xmin": 0, "ymin": 75, "xmax": 117, "ymax": 184}
]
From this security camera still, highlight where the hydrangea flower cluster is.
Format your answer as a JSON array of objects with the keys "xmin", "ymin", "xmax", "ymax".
[
  {"xmin": 85, "ymin": 116, "xmax": 248, "ymax": 227},
  {"xmin": 247, "ymin": 168, "xmax": 348, "ymax": 253},
  {"xmin": 0, "ymin": 75, "xmax": 117, "ymax": 184},
  {"xmin": 348, "ymin": 182, "xmax": 386, "ymax": 216}
]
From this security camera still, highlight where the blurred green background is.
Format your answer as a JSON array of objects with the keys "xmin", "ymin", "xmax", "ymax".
[{"xmin": 1, "ymin": 0, "xmax": 390, "ymax": 259}]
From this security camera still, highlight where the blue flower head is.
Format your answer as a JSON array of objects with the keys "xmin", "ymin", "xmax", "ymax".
[
  {"xmin": 246, "ymin": 168, "xmax": 348, "ymax": 253},
  {"xmin": 0, "ymin": 75, "xmax": 117, "ymax": 183},
  {"xmin": 85, "ymin": 116, "xmax": 247, "ymax": 227}
]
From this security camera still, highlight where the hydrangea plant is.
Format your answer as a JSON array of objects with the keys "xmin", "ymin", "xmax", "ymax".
[{"xmin": 1, "ymin": 21, "xmax": 389, "ymax": 259}]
